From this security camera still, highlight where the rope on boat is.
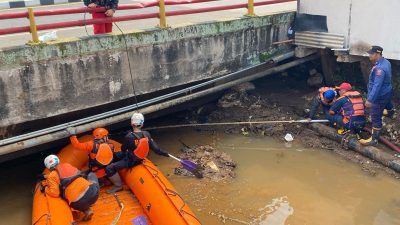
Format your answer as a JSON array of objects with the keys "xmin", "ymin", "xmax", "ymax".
[{"xmin": 110, "ymin": 194, "xmax": 124, "ymax": 225}]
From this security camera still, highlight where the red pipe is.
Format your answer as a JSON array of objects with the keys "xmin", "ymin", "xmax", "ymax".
[
  {"xmin": 0, "ymin": 26, "xmax": 30, "ymax": 35},
  {"xmin": 166, "ymin": 0, "xmax": 296, "ymax": 16},
  {"xmin": 36, "ymin": 12, "xmax": 160, "ymax": 30},
  {"xmin": 363, "ymin": 127, "xmax": 400, "ymax": 153},
  {"xmin": 254, "ymin": 0, "xmax": 296, "ymax": 6},
  {"xmin": 0, "ymin": 11, "xmax": 27, "ymax": 20},
  {"xmin": 0, "ymin": 0, "xmax": 296, "ymax": 34},
  {"xmin": 0, "ymin": 0, "xmax": 218, "ymax": 20},
  {"xmin": 166, "ymin": 3, "xmax": 247, "ymax": 16}
]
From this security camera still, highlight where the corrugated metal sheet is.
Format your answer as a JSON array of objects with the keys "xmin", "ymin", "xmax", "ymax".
[{"xmin": 295, "ymin": 31, "xmax": 345, "ymax": 49}]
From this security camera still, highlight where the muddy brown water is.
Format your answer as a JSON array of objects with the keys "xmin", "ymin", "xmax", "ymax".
[{"xmin": 1, "ymin": 128, "xmax": 400, "ymax": 225}]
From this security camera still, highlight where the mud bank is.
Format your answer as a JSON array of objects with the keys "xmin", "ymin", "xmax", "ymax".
[{"xmin": 184, "ymin": 73, "xmax": 400, "ymax": 178}]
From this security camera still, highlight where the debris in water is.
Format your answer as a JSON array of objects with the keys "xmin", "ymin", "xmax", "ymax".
[
  {"xmin": 209, "ymin": 212, "xmax": 249, "ymax": 225},
  {"xmin": 174, "ymin": 145, "xmax": 236, "ymax": 181},
  {"xmin": 207, "ymin": 161, "xmax": 219, "ymax": 172},
  {"xmin": 251, "ymin": 196, "xmax": 294, "ymax": 225},
  {"xmin": 284, "ymin": 133, "xmax": 294, "ymax": 142}
]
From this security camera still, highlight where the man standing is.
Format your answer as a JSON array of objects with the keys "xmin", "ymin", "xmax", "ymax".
[
  {"xmin": 84, "ymin": 0, "xmax": 118, "ymax": 34},
  {"xmin": 360, "ymin": 46, "xmax": 394, "ymax": 146}
]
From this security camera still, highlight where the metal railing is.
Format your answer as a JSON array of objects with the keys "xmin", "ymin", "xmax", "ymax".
[{"xmin": 0, "ymin": 0, "xmax": 296, "ymax": 44}]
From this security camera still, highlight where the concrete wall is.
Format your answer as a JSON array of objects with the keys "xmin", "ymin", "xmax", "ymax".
[{"xmin": 0, "ymin": 12, "xmax": 294, "ymax": 129}]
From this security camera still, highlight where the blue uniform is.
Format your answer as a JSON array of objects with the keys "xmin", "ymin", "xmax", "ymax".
[
  {"xmin": 326, "ymin": 97, "xmax": 365, "ymax": 133},
  {"xmin": 368, "ymin": 57, "xmax": 394, "ymax": 128}
]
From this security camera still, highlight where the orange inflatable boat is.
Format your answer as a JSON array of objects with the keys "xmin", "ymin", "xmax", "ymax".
[{"xmin": 32, "ymin": 136, "xmax": 201, "ymax": 225}]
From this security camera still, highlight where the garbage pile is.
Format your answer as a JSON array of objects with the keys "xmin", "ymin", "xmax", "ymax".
[{"xmin": 174, "ymin": 145, "xmax": 236, "ymax": 181}]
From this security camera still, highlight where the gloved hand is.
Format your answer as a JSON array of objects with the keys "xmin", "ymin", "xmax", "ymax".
[
  {"xmin": 36, "ymin": 174, "xmax": 46, "ymax": 181},
  {"xmin": 160, "ymin": 150, "xmax": 170, "ymax": 157},
  {"xmin": 66, "ymin": 127, "xmax": 77, "ymax": 136}
]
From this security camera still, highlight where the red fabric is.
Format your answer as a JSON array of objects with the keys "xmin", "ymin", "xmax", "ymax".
[{"xmin": 91, "ymin": 10, "xmax": 112, "ymax": 34}]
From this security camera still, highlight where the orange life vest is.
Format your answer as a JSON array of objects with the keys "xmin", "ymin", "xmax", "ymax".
[
  {"xmin": 89, "ymin": 140, "xmax": 114, "ymax": 177},
  {"xmin": 338, "ymin": 91, "xmax": 365, "ymax": 123},
  {"xmin": 318, "ymin": 87, "xmax": 337, "ymax": 106},
  {"xmin": 132, "ymin": 133, "xmax": 150, "ymax": 160},
  {"xmin": 55, "ymin": 163, "xmax": 83, "ymax": 200}
]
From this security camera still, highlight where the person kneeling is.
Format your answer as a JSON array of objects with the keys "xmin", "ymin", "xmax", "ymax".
[
  {"xmin": 66, "ymin": 127, "xmax": 124, "ymax": 194},
  {"xmin": 326, "ymin": 83, "xmax": 366, "ymax": 135},
  {"xmin": 41, "ymin": 155, "xmax": 100, "ymax": 221},
  {"xmin": 105, "ymin": 113, "xmax": 170, "ymax": 190}
]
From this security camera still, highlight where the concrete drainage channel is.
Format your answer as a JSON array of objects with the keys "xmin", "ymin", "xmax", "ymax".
[
  {"xmin": 0, "ymin": 51, "xmax": 315, "ymax": 161},
  {"xmin": 1, "ymin": 51, "xmax": 399, "ymax": 176}
]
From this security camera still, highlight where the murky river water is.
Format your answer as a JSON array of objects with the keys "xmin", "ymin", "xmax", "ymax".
[{"xmin": 1, "ymin": 128, "xmax": 400, "ymax": 225}]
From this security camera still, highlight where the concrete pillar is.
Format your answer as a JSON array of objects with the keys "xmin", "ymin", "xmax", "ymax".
[
  {"xmin": 320, "ymin": 49, "xmax": 337, "ymax": 85},
  {"xmin": 359, "ymin": 58, "xmax": 372, "ymax": 85}
]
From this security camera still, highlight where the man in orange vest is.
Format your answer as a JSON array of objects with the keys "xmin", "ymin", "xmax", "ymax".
[
  {"xmin": 41, "ymin": 155, "xmax": 99, "ymax": 221},
  {"xmin": 105, "ymin": 113, "xmax": 170, "ymax": 192},
  {"xmin": 326, "ymin": 83, "xmax": 366, "ymax": 134},
  {"xmin": 307, "ymin": 86, "xmax": 338, "ymax": 120},
  {"xmin": 66, "ymin": 127, "xmax": 123, "ymax": 194}
]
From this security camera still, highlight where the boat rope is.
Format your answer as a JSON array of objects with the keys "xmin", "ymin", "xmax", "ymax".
[
  {"xmin": 146, "ymin": 119, "xmax": 330, "ymax": 130},
  {"xmin": 110, "ymin": 194, "xmax": 124, "ymax": 225},
  {"xmin": 32, "ymin": 213, "xmax": 51, "ymax": 225},
  {"xmin": 143, "ymin": 162, "xmax": 202, "ymax": 224}
]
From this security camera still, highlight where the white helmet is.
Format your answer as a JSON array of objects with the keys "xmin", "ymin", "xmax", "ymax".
[
  {"xmin": 44, "ymin": 154, "xmax": 60, "ymax": 170},
  {"xmin": 131, "ymin": 113, "xmax": 144, "ymax": 126}
]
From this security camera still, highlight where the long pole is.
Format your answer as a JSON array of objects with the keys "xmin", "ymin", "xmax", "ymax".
[{"xmin": 147, "ymin": 120, "xmax": 330, "ymax": 130}]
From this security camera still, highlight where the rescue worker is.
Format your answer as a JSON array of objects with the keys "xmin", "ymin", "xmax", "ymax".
[
  {"xmin": 83, "ymin": 0, "xmax": 118, "ymax": 34},
  {"xmin": 307, "ymin": 86, "xmax": 338, "ymax": 120},
  {"xmin": 326, "ymin": 83, "xmax": 366, "ymax": 134},
  {"xmin": 105, "ymin": 113, "xmax": 170, "ymax": 192},
  {"xmin": 360, "ymin": 46, "xmax": 394, "ymax": 145},
  {"xmin": 41, "ymin": 155, "xmax": 99, "ymax": 221},
  {"xmin": 66, "ymin": 127, "xmax": 123, "ymax": 193}
]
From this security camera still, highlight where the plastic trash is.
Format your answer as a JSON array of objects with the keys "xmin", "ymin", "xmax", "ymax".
[
  {"xmin": 207, "ymin": 161, "xmax": 219, "ymax": 172},
  {"xmin": 39, "ymin": 30, "xmax": 57, "ymax": 42},
  {"xmin": 131, "ymin": 215, "xmax": 148, "ymax": 225},
  {"xmin": 284, "ymin": 133, "xmax": 294, "ymax": 142}
]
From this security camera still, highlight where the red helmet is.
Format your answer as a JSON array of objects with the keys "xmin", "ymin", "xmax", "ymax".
[
  {"xmin": 338, "ymin": 82, "xmax": 352, "ymax": 91},
  {"xmin": 93, "ymin": 128, "xmax": 109, "ymax": 139}
]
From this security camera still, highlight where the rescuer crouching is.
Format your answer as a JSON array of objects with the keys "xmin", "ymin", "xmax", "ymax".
[
  {"xmin": 104, "ymin": 113, "xmax": 170, "ymax": 188},
  {"xmin": 326, "ymin": 82, "xmax": 366, "ymax": 135},
  {"xmin": 307, "ymin": 86, "xmax": 338, "ymax": 120},
  {"xmin": 40, "ymin": 155, "xmax": 100, "ymax": 221},
  {"xmin": 66, "ymin": 127, "xmax": 124, "ymax": 194}
]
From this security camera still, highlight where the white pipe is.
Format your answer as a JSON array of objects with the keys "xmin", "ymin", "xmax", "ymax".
[{"xmin": 146, "ymin": 119, "xmax": 329, "ymax": 130}]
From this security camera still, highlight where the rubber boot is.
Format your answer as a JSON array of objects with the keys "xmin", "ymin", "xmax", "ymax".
[
  {"xmin": 107, "ymin": 173, "xmax": 123, "ymax": 194},
  {"xmin": 359, "ymin": 128, "xmax": 381, "ymax": 146},
  {"xmin": 82, "ymin": 208, "xmax": 93, "ymax": 221},
  {"xmin": 384, "ymin": 109, "xmax": 395, "ymax": 118}
]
